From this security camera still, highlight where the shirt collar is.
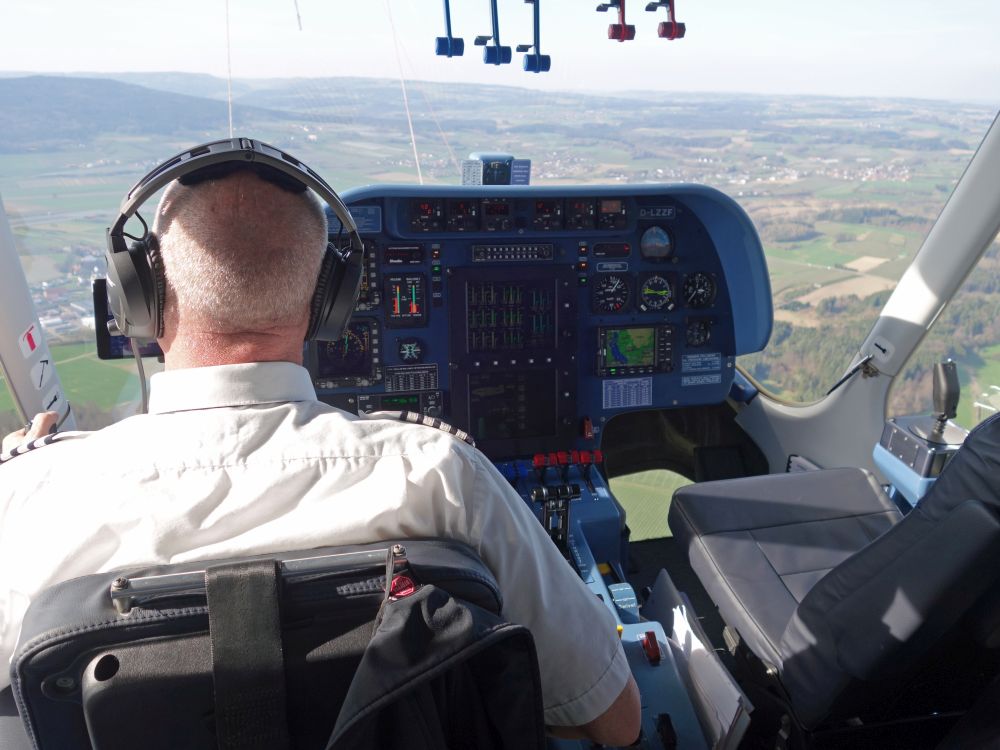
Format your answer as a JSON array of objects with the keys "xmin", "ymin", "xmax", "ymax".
[{"xmin": 148, "ymin": 362, "xmax": 318, "ymax": 414}]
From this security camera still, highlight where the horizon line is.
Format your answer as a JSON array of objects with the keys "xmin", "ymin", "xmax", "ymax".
[{"xmin": 0, "ymin": 70, "xmax": 996, "ymax": 110}]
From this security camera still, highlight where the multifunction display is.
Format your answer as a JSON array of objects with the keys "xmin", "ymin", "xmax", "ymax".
[
  {"xmin": 596, "ymin": 325, "xmax": 674, "ymax": 376},
  {"xmin": 467, "ymin": 370, "xmax": 557, "ymax": 442},
  {"xmin": 466, "ymin": 280, "xmax": 556, "ymax": 353}
]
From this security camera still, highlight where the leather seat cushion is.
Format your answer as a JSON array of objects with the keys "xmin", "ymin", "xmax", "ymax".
[{"xmin": 669, "ymin": 467, "xmax": 902, "ymax": 668}]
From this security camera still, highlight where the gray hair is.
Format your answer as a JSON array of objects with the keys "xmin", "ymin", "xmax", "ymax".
[{"xmin": 152, "ymin": 169, "xmax": 328, "ymax": 333}]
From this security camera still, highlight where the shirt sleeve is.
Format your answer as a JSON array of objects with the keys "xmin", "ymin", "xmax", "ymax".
[{"xmin": 465, "ymin": 451, "xmax": 632, "ymax": 727}]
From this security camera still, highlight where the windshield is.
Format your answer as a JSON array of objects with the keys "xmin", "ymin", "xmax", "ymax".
[{"xmin": 1, "ymin": 1, "xmax": 998, "ymax": 433}]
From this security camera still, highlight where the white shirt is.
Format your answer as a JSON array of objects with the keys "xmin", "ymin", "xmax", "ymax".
[{"xmin": 0, "ymin": 362, "xmax": 629, "ymax": 726}]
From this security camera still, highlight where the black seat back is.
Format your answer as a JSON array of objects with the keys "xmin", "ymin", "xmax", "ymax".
[
  {"xmin": 10, "ymin": 540, "xmax": 543, "ymax": 750},
  {"xmin": 779, "ymin": 413, "xmax": 1000, "ymax": 727}
]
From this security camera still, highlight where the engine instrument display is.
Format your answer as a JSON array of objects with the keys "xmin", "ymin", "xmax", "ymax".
[
  {"xmin": 316, "ymin": 319, "xmax": 382, "ymax": 387},
  {"xmin": 466, "ymin": 280, "xmax": 556, "ymax": 352},
  {"xmin": 682, "ymin": 272, "xmax": 717, "ymax": 308},
  {"xmin": 640, "ymin": 226, "xmax": 673, "ymax": 260},
  {"xmin": 592, "ymin": 273, "xmax": 632, "ymax": 313},
  {"xmin": 597, "ymin": 325, "xmax": 674, "ymax": 376},
  {"xmin": 385, "ymin": 274, "xmax": 427, "ymax": 327},
  {"xmin": 638, "ymin": 273, "xmax": 675, "ymax": 312}
]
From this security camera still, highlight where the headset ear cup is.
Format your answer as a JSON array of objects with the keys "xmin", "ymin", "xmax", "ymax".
[
  {"xmin": 308, "ymin": 246, "xmax": 338, "ymax": 341},
  {"xmin": 146, "ymin": 235, "xmax": 167, "ymax": 338},
  {"xmin": 307, "ymin": 238, "xmax": 364, "ymax": 341},
  {"xmin": 104, "ymin": 235, "xmax": 159, "ymax": 340}
]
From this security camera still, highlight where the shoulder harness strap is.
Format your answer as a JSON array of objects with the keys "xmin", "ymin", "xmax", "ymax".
[
  {"xmin": 367, "ymin": 410, "xmax": 476, "ymax": 447},
  {"xmin": 0, "ymin": 431, "xmax": 88, "ymax": 465}
]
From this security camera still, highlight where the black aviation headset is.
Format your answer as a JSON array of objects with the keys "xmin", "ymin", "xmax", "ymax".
[{"xmin": 105, "ymin": 137, "xmax": 363, "ymax": 342}]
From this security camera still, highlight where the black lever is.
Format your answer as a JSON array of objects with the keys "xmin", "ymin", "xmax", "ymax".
[
  {"xmin": 910, "ymin": 359, "xmax": 965, "ymax": 444},
  {"xmin": 932, "ymin": 359, "xmax": 960, "ymax": 431}
]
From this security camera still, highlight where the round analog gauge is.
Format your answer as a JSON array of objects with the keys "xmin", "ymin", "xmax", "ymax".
[
  {"xmin": 592, "ymin": 273, "xmax": 631, "ymax": 313},
  {"xmin": 638, "ymin": 274, "xmax": 674, "ymax": 312},
  {"xmin": 321, "ymin": 322, "xmax": 372, "ymax": 377},
  {"xmin": 640, "ymin": 226, "xmax": 674, "ymax": 260},
  {"xmin": 686, "ymin": 320, "xmax": 712, "ymax": 347},
  {"xmin": 397, "ymin": 337, "xmax": 424, "ymax": 363},
  {"xmin": 682, "ymin": 272, "xmax": 717, "ymax": 308}
]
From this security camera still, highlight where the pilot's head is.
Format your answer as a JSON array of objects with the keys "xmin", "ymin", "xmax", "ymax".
[{"xmin": 151, "ymin": 165, "xmax": 327, "ymax": 367}]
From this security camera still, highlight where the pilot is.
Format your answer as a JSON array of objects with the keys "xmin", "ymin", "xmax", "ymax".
[{"xmin": 0, "ymin": 164, "xmax": 640, "ymax": 745}]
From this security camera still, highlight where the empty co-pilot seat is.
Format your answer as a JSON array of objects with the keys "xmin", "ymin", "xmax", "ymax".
[
  {"xmin": 7, "ymin": 540, "xmax": 545, "ymax": 750},
  {"xmin": 668, "ymin": 413, "xmax": 1000, "ymax": 729}
]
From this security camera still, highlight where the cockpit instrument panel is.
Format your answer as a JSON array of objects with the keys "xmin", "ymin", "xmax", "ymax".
[{"xmin": 316, "ymin": 185, "xmax": 771, "ymax": 459}]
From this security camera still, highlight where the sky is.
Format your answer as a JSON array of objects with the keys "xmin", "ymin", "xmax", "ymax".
[{"xmin": 1, "ymin": 0, "xmax": 999, "ymax": 103}]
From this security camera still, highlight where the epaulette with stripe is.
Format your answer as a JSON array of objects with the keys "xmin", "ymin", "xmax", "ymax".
[
  {"xmin": 367, "ymin": 410, "xmax": 476, "ymax": 447},
  {"xmin": 0, "ymin": 431, "xmax": 87, "ymax": 465}
]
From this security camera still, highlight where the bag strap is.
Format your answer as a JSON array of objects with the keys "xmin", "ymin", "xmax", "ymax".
[{"xmin": 206, "ymin": 559, "xmax": 290, "ymax": 750}]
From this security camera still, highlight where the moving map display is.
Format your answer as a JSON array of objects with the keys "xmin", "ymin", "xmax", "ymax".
[
  {"xmin": 607, "ymin": 328, "xmax": 655, "ymax": 367},
  {"xmin": 597, "ymin": 325, "xmax": 674, "ymax": 376}
]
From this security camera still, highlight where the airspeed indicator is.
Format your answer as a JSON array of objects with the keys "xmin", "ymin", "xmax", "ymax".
[
  {"xmin": 592, "ymin": 273, "xmax": 632, "ymax": 314},
  {"xmin": 638, "ymin": 274, "xmax": 674, "ymax": 312}
]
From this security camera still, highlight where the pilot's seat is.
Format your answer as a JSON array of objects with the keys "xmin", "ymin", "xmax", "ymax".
[
  {"xmin": 668, "ymin": 412, "xmax": 1000, "ymax": 730},
  {"xmin": 4, "ymin": 540, "xmax": 545, "ymax": 750}
]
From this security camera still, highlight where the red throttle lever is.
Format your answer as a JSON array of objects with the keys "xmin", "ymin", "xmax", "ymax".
[{"xmin": 556, "ymin": 450, "xmax": 572, "ymax": 481}]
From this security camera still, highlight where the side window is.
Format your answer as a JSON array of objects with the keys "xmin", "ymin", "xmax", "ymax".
[
  {"xmin": 736, "ymin": 108, "xmax": 990, "ymax": 404},
  {"xmin": 888, "ymin": 239, "xmax": 1000, "ymax": 428}
]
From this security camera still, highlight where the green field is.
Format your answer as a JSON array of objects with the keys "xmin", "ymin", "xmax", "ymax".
[
  {"xmin": 956, "ymin": 344, "xmax": 1000, "ymax": 427},
  {"xmin": 609, "ymin": 470, "xmax": 692, "ymax": 541}
]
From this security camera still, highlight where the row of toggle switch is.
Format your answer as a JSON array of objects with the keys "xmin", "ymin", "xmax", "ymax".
[{"xmin": 531, "ymin": 449, "xmax": 604, "ymax": 485}]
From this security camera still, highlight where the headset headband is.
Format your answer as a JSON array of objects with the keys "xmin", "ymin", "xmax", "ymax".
[
  {"xmin": 104, "ymin": 137, "xmax": 364, "ymax": 343},
  {"xmin": 109, "ymin": 137, "xmax": 359, "ymax": 243}
]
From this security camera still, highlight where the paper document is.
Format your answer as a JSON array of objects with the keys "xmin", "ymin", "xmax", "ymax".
[{"xmin": 670, "ymin": 604, "xmax": 752, "ymax": 750}]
